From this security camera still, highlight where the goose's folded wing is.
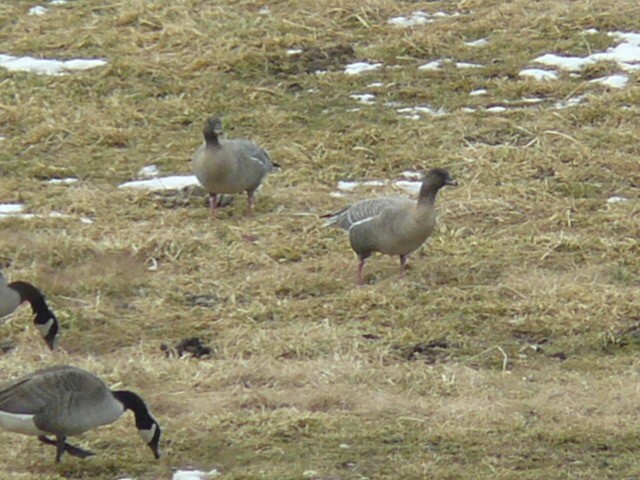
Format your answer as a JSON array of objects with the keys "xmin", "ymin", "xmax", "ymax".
[{"xmin": 322, "ymin": 196, "xmax": 409, "ymax": 230}]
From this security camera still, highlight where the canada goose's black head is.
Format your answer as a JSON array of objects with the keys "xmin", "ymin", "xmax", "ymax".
[
  {"xmin": 114, "ymin": 390, "xmax": 162, "ymax": 459},
  {"xmin": 8, "ymin": 281, "xmax": 59, "ymax": 350},
  {"xmin": 203, "ymin": 116, "xmax": 224, "ymax": 143}
]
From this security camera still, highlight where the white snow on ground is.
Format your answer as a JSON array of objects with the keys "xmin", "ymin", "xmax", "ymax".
[
  {"xmin": 387, "ymin": 11, "xmax": 432, "ymax": 27},
  {"xmin": 519, "ymin": 68, "xmax": 558, "ymax": 80},
  {"xmin": 0, "ymin": 54, "xmax": 107, "ymax": 76},
  {"xmin": 607, "ymin": 196, "xmax": 629, "ymax": 204},
  {"xmin": 394, "ymin": 180, "xmax": 422, "ymax": 194},
  {"xmin": 456, "ymin": 62, "xmax": 482, "ymax": 68},
  {"xmin": 470, "ymin": 89, "xmax": 488, "ymax": 96},
  {"xmin": 366, "ymin": 82, "xmax": 384, "ymax": 88},
  {"xmin": 590, "ymin": 74, "xmax": 629, "ymax": 88},
  {"xmin": 29, "ymin": 6, "xmax": 47, "ymax": 15},
  {"xmin": 350, "ymin": 93, "xmax": 375, "ymax": 104},
  {"xmin": 388, "ymin": 10, "xmax": 458, "ymax": 27},
  {"xmin": 336, "ymin": 177, "xmax": 426, "ymax": 195},
  {"xmin": 138, "ymin": 165, "xmax": 160, "ymax": 178},
  {"xmin": 0, "ymin": 203, "xmax": 92, "ymax": 224},
  {"xmin": 45, "ymin": 177, "xmax": 78, "ymax": 184},
  {"xmin": 526, "ymin": 31, "xmax": 640, "ymax": 83},
  {"xmin": 417, "ymin": 60, "xmax": 443, "ymax": 71},
  {"xmin": 554, "ymin": 95, "xmax": 587, "ymax": 109},
  {"xmin": 486, "ymin": 106, "xmax": 507, "ymax": 113},
  {"xmin": 172, "ymin": 469, "xmax": 220, "ymax": 480},
  {"xmin": 286, "ymin": 49, "xmax": 302, "ymax": 55},
  {"xmin": 534, "ymin": 53, "xmax": 589, "ymax": 72},
  {"xmin": 465, "ymin": 38, "xmax": 488, "ymax": 47},
  {"xmin": 418, "ymin": 59, "xmax": 482, "ymax": 71},
  {"xmin": 118, "ymin": 175, "xmax": 200, "ymax": 191},
  {"xmin": 397, "ymin": 106, "xmax": 446, "ymax": 117},
  {"xmin": 344, "ymin": 62, "xmax": 382, "ymax": 75}
]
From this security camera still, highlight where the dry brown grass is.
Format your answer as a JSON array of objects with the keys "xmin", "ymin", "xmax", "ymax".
[{"xmin": 1, "ymin": 0, "xmax": 639, "ymax": 478}]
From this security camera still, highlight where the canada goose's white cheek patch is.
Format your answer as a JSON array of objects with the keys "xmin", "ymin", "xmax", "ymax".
[
  {"xmin": 0, "ymin": 412, "xmax": 46, "ymax": 436},
  {"xmin": 138, "ymin": 423, "xmax": 156, "ymax": 443},
  {"xmin": 35, "ymin": 318, "xmax": 54, "ymax": 337}
]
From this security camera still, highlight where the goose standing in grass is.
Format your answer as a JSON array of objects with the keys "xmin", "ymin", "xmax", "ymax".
[
  {"xmin": 322, "ymin": 168, "xmax": 457, "ymax": 284},
  {"xmin": 192, "ymin": 116, "xmax": 279, "ymax": 217},
  {"xmin": 0, "ymin": 270, "xmax": 59, "ymax": 349},
  {"xmin": 0, "ymin": 365, "xmax": 161, "ymax": 463}
]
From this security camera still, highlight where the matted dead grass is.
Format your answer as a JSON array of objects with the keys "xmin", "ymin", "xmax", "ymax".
[{"xmin": 0, "ymin": 0, "xmax": 639, "ymax": 478}]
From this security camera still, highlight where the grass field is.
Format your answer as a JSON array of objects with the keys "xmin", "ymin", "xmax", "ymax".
[{"xmin": 0, "ymin": 0, "xmax": 639, "ymax": 478}]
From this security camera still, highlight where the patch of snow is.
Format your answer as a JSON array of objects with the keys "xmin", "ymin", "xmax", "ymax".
[
  {"xmin": 527, "ymin": 32, "xmax": 640, "ymax": 84},
  {"xmin": 118, "ymin": 175, "xmax": 200, "ymax": 191},
  {"xmin": 0, "ymin": 203, "xmax": 92, "ymax": 223},
  {"xmin": 45, "ymin": 177, "xmax": 78, "ymax": 184},
  {"xmin": 519, "ymin": 68, "xmax": 558, "ymax": 80},
  {"xmin": 49, "ymin": 0, "xmax": 68, "ymax": 3},
  {"xmin": 521, "ymin": 97, "xmax": 545, "ymax": 103},
  {"xmin": 366, "ymin": 82, "xmax": 384, "ymax": 88},
  {"xmin": 138, "ymin": 165, "xmax": 160, "ymax": 178},
  {"xmin": 350, "ymin": 93, "xmax": 375, "ymax": 104},
  {"xmin": 0, "ymin": 54, "xmax": 106, "ymax": 76},
  {"xmin": 590, "ymin": 74, "xmax": 629, "ymax": 88},
  {"xmin": 609, "ymin": 32, "xmax": 640, "ymax": 45},
  {"xmin": 29, "ymin": 6, "xmax": 47, "ymax": 15},
  {"xmin": 417, "ymin": 60, "xmax": 443, "ymax": 71},
  {"xmin": 465, "ymin": 38, "xmax": 488, "ymax": 47},
  {"xmin": 486, "ymin": 106, "xmax": 507, "ymax": 113},
  {"xmin": 387, "ymin": 11, "xmax": 432, "ymax": 27},
  {"xmin": 456, "ymin": 62, "xmax": 482, "ymax": 69},
  {"xmin": 329, "ymin": 191, "xmax": 346, "ymax": 198},
  {"xmin": 607, "ymin": 196, "xmax": 629, "ymax": 203},
  {"xmin": 534, "ymin": 53, "xmax": 591, "ymax": 72},
  {"xmin": 0, "ymin": 204, "xmax": 24, "ymax": 215},
  {"xmin": 397, "ymin": 106, "xmax": 446, "ymax": 117},
  {"xmin": 346, "ymin": 108, "xmax": 361, "ymax": 112},
  {"xmin": 470, "ymin": 89, "xmax": 488, "ymax": 96},
  {"xmin": 314, "ymin": 70, "xmax": 327, "ymax": 75},
  {"xmin": 337, "ymin": 180, "xmax": 385, "ymax": 191},
  {"xmin": 344, "ymin": 62, "xmax": 382, "ymax": 75},
  {"xmin": 584, "ymin": 28, "xmax": 599, "ymax": 34},
  {"xmin": 337, "ymin": 181, "xmax": 359, "ymax": 191},
  {"xmin": 286, "ymin": 49, "xmax": 302, "ymax": 55},
  {"xmin": 553, "ymin": 95, "xmax": 587, "ymax": 109},
  {"xmin": 172, "ymin": 470, "xmax": 220, "ymax": 480},
  {"xmin": 461, "ymin": 107, "xmax": 476, "ymax": 113},
  {"xmin": 394, "ymin": 180, "xmax": 422, "ymax": 195}
]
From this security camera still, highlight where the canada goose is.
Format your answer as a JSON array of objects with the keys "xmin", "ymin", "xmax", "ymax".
[
  {"xmin": 0, "ymin": 270, "xmax": 59, "ymax": 349},
  {"xmin": 0, "ymin": 365, "xmax": 161, "ymax": 463},
  {"xmin": 192, "ymin": 116, "xmax": 280, "ymax": 217},
  {"xmin": 322, "ymin": 168, "xmax": 457, "ymax": 284}
]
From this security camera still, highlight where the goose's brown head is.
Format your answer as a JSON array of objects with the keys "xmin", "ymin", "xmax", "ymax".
[{"xmin": 203, "ymin": 116, "xmax": 224, "ymax": 139}]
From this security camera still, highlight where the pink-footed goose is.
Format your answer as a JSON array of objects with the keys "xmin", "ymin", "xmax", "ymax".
[
  {"xmin": 192, "ymin": 116, "xmax": 280, "ymax": 217},
  {"xmin": 0, "ymin": 270, "xmax": 59, "ymax": 349},
  {"xmin": 322, "ymin": 168, "xmax": 457, "ymax": 284},
  {"xmin": 0, "ymin": 365, "xmax": 161, "ymax": 463}
]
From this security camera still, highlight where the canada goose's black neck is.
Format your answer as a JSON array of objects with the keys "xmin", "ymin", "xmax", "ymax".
[
  {"xmin": 113, "ymin": 390, "xmax": 155, "ymax": 430},
  {"xmin": 417, "ymin": 177, "xmax": 444, "ymax": 207},
  {"xmin": 8, "ymin": 281, "xmax": 58, "ymax": 349}
]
